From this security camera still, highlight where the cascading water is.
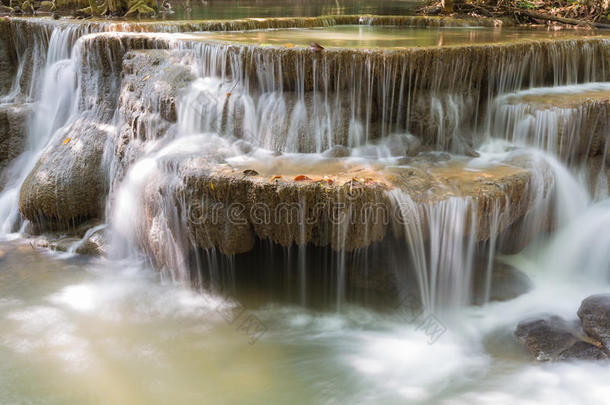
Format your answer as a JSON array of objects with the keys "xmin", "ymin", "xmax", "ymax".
[
  {"xmin": 99, "ymin": 29, "xmax": 606, "ymax": 312},
  {"xmin": 0, "ymin": 18, "xmax": 606, "ymax": 311},
  {"xmin": 0, "ymin": 13, "xmax": 610, "ymax": 404},
  {"xmin": 0, "ymin": 24, "xmax": 84, "ymax": 233}
]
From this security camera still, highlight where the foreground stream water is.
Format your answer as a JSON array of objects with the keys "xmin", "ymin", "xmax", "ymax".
[{"xmin": 1, "ymin": 196, "xmax": 610, "ymax": 404}]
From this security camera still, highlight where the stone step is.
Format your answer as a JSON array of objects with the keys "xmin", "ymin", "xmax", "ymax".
[
  {"xmin": 491, "ymin": 83, "xmax": 610, "ymax": 160},
  {"xmin": 138, "ymin": 150, "xmax": 544, "ymax": 257}
]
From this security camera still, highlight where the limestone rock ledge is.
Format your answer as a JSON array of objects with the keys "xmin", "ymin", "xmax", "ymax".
[
  {"xmin": 141, "ymin": 153, "xmax": 543, "ymax": 257},
  {"xmin": 495, "ymin": 85, "xmax": 609, "ymax": 161}
]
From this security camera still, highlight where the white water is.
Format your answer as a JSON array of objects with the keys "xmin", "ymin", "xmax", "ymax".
[
  {"xmin": 1, "ymin": 206, "xmax": 610, "ymax": 404},
  {"xmin": 0, "ymin": 27, "xmax": 83, "ymax": 234}
]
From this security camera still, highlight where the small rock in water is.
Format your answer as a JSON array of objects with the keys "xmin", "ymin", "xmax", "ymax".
[
  {"xmin": 465, "ymin": 148, "xmax": 480, "ymax": 158},
  {"xmin": 322, "ymin": 145, "xmax": 350, "ymax": 158},
  {"xmin": 515, "ymin": 315, "xmax": 581, "ymax": 361},
  {"xmin": 578, "ymin": 294, "xmax": 610, "ymax": 348},
  {"xmin": 75, "ymin": 229, "xmax": 107, "ymax": 256},
  {"xmin": 385, "ymin": 134, "xmax": 421, "ymax": 157},
  {"xmin": 416, "ymin": 151, "xmax": 451, "ymax": 163},
  {"xmin": 234, "ymin": 139, "xmax": 253, "ymax": 154},
  {"xmin": 309, "ymin": 41, "xmax": 324, "ymax": 52},
  {"xmin": 242, "ymin": 169, "xmax": 259, "ymax": 176}
]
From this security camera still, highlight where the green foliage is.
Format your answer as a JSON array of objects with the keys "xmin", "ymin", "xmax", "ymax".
[
  {"xmin": 515, "ymin": 0, "xmax": 537, "ymax": 8},
  {"xmin": 39, "ymin": 0, "xmax": 56, "ymax": 10},
  {"xmin": 125, "ymin": 0, "xmax": 154, "ymax": 16},
  {"xmin": 47, "ymin": 0, "xmax": 156, "ymax": 16}
]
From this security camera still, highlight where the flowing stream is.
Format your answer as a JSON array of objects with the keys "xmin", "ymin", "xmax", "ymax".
[{"xmin": 0, "ymin": 10, "xmax": 608, "ymax": 404}]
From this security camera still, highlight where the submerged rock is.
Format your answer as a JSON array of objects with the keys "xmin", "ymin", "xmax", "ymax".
[
  {"xmin": 322, "ymin": 145, "xmax": 351, "ymax": 158},
  {"xmin": 578, "ymin": 294, "xmax": 610, "ymax": 349},
  {"xmin": 473, "ymin": 261, "xmax": 532, "ymax": 304},
  {"xmin": 384, "ymin": 133, "xmax": 421, "ymax": 157},
  {"xmin": 515, "ymin": 315, "xmax": 582, "ymax": 361}
]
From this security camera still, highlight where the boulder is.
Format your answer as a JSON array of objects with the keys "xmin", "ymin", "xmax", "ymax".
[
  {"xmin": 578, "ymin": 294, "xmax": 610, "ymax": 349},
  {"xmin": 515, "ymin": 315, "xmax": 581, "ymax": 361},
  {"xmin": 19, "ymin": 119, "xmax": 109, "ymax": 228}
]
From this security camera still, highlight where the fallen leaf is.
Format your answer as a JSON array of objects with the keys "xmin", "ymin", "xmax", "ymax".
[
  {"xmin": 143, "ymin": 75, "xmax": 151, "ymax": 81},
  {"xmin": 294, "ymin": 175, "xmax": 311, "ymax": 181},
  {"xmin": 62, "ymin": 137, "xmax": 71, "ymax": 145},
  {"xmin": 284, "ymin": 43, "xmax": 294, "ymax": 48},
  {"xmin": 271, "ymin": 175, "xmax": 282, "ymax": 181},
  {"xmin": 210, "ymin": 181, "xmax": 214, "ymax": 190}
]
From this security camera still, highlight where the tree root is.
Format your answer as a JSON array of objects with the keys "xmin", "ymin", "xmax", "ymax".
[
  {"xmin": 502, "ymin": 5, "xmax": 610, "ymax": 29},
  {"xmin": 420, "ymin": 0, "xmax": 610, "ymax": 28}
]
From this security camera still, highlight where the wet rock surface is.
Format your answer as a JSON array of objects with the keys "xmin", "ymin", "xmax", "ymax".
[
  {"xmin": 0, "ymin": 103, "xmax": 30, "ymax": 172},
  {"xmin": 516, "ymin": 294, "xmax": 610, "ymax": 361},
  {"xmin": 0, "ymin": 31, "xmax": 15, "ymax": 96},
  {"xmin": 515, "ymin": 315, "xmax": 582, "ymax": 361},
  {"xmin": 557, "ymin": 341, "xmax": 608, "ymax": 361},
  {"xmin": 74, "ymin": 227, "xmax": 107, "ymax": 256},
  {"xmin": 19, "ymin": 119, "xmax": 110, "ymax": 228},
  {"xmin": 115, "ymin": 49, "xmax": 195, "ymax": 172}
]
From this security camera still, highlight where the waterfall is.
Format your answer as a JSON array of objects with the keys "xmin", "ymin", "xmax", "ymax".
[
  {"xmin": 0, "ymin": 17, "xmax": 607, "ymax": 313},
  {"xmin": 541, "ymin": 199, "xmax": 610, "ymax": 281},
  {"xmin": 486, "ymin": 83, "xmax": 609, "ymax": 198},
  {"xmin": 0, "ymin": 24, "xmax": 83, "ymax": 233}
]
